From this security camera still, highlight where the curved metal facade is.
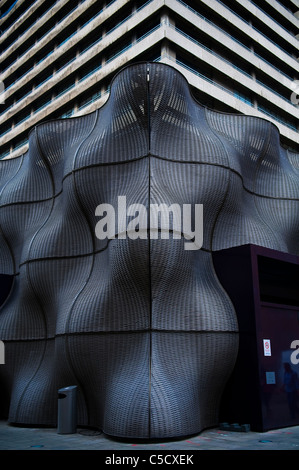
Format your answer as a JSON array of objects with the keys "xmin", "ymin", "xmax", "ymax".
[{"xmin": 0, "ymin": 63, "xmax": 298, "ymax": 438}]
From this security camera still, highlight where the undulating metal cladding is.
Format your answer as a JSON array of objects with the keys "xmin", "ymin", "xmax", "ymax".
[{"xmin": 0, "ymin": 63, "xmax": 298, "ymax": 438}]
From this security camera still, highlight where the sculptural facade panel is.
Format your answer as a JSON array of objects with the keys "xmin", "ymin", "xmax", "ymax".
[{"xmin": 0, "ymin": 63, "xmax": 298, "ymax": 438}]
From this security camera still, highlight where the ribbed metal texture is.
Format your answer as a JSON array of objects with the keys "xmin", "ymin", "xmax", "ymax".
[{"xmin": 0, "ymin": 63, "xmax": 298, "ymax": 438}]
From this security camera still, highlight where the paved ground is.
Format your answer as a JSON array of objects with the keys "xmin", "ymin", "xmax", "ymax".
[{"xmin": 0, "ymin": 419, "xmax": 298, "ymax": 455}]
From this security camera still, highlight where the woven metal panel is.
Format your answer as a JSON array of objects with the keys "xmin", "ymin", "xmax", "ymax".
[{"xmin": 0, "ymin": 63, "xmax": 298, "ymax": 438}]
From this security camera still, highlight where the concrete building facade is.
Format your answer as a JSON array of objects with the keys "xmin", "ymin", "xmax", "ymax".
[{"xmin": 0, "ymin": 0, "xmax": 298, "ymax": 159}]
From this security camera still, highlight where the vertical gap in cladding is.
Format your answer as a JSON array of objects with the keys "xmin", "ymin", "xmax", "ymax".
[{"xmin": 147, "ymin": 63, "xmax": 152, "ymax": 438}]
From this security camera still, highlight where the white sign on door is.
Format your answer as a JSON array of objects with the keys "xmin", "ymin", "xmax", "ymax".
[{"xmin": 263, "ymin": 339, "xmax": 271, "ymax": 356}]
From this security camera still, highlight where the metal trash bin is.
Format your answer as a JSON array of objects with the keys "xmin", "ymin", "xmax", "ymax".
[{"xmin": 57, "ymin": 385, "xmax": 77, "ymax": 434}]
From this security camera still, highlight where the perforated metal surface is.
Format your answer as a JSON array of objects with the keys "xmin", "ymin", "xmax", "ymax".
[{"xmin": 0, "ymin": 63, "xmax": 298, "ymax": 438}]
